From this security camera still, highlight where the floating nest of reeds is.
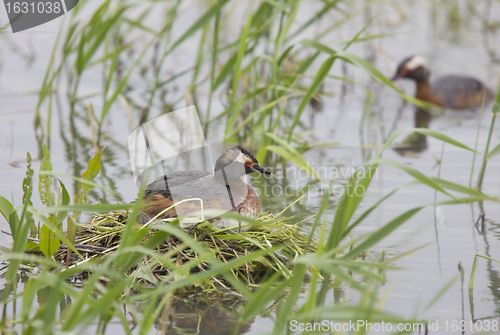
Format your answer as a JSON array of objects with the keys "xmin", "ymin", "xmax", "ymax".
[{"xmin": 52, "ymin": 210, "xmax": 317, "ymax": 291}]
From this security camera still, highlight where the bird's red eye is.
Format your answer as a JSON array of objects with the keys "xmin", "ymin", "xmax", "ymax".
[{"xmin": 245, "ymin": 161, "xmax": 251, "ymax": 166}]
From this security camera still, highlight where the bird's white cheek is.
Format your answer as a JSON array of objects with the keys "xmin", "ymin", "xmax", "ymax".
[{"xmin": 406, "ymin": 56, "xmax": 426, "ymax": 70}]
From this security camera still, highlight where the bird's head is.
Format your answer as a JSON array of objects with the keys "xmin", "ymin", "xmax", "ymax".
[
  {"xmin": 392, "ymin": 55, "xmax": 431, "ymax": 82},
  {"xmin": 214, "ymin": 145, "xmax": 272, "ymax": 184}
]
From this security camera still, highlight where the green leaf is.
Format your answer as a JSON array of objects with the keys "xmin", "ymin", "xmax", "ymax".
[
  {"xmin": 225, "ymin": 92, "xmax": 301, "ymax": 140},
  {"xmin": 265, "ymin": 145, "xmax": 320, "ymax": 180},
  {"xmin": 243, "ymin": 273, "xmax": 293, "ymax": 324},
  {"xmin": 491, "ymin": 86, "xmax": 500, "ymax": 115},
  {"xmin": 213, "ymin": 53, "xmax": 236, "ymax": 91},
  {"xmin": 277, "ymin": 45, "xmax": 294, "ymax": 67},
  {"xmin": 343, "ymin": 185, "xmax": 400, "ymax": 239},
  {"xmin": 0, "ymin": 197, "xmax": 16, "ymax": 221},
  {"xmin": 301, "ymin": 39, "xmax": 336, "ymax": 55},
  {"xmin": 67, "ymin": 217, "xmax": 77, "ymax": 255},
  {"xmin": 327, "ymin": 165, "xmax": 380, "ymax": 249},
  {"xmin": 469, "ymin": 255, "xmax": 500, "ymax": 292},
  {"xmin": 487, "ymin": 142, "xmax": 500, "ymax": 159},
  {"xmin": 82, "ymin": 8, "xmax": 128, "ymax": 74},
  {"xmin": 6, "ymin": 172, "xmax": 34, "ymax": 282},
  {"xmin": 25, "ymin": 241, "xmax": 40, "ymax": 252},
  {"xmin": 265, "ymin": 132, "xmax": 321, "ymax": 180},
  {"xmin": 38, "ymin": 171, "xmax": 121, "ymax": 199},
  {"xmin": 344, "ymin": 207, "xmax": 423, "ymax": 260},
  {"xmin": 21, "ymin": 276, "xmax": 41, "ymax": 322},
  {"xmin": 73, "ymin": 148, "xmax": 103, "ymax": 220},
  {"xmin": 274, "ymin": 0, "xmax": 300, "ymax": 53},
  {"xmin": 288, "ymin": 55, "xmax": 336, "ymax": 141},
  {"xmin": 368, "ymin": 157, "xmax": 451, "ymax": 197},
  {"xmin": 29, "ymin": 207, "xmax": 79, "ymax": 256},
  {"xmin": 224, "ymin": 8, "xmax": 253, "ymax": 135},
  {"xmin": 40, "ymin": 220, "xmax": 60, "ymax": 258},
  {"xmin": 22, "ymin": 153, "xmax": 36, "ymax": 237},
  {"xmin": 431, "ymin": 178, "xmax": 486, "ymax": 197},
  {"xmin": 56, "ymin": 181, "xmax": 70, "ymax": 226},
  {"xmin": 381, "ymin": 128, "xmax": 476, "ymax": 155},
  {"xmin": 39, "ymin": 144, "xmax": 55, "ymax": 207},
  {"xmin": 22, "ymin": 153, "xmax": 34, "ymax": 203},
  {"xmin": 0, "ymin": 197, "xmax": 18, "ymax": 239},
  {"xmin": 37, "ymin": 203, "xmax": 134, "ymax": 215},
  {"xmin": 167, "ymin": 0, "xmax": 227, "ymax": 57},
  {"xmin": 342, "ymin": 15, "xmax": 377, "ymax": 51},
  {"xmin": 296, "ymin": 51, "xmax": 319, "ymax": 74}
]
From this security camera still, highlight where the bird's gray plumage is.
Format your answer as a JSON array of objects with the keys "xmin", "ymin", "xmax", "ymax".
[
  {"xmin": 431, "ymin": 75, "xmax": 493, "ymax": 109},
  {"xmin": 144, "ymin": 171, "xmax": 247, "ymax": 210}
]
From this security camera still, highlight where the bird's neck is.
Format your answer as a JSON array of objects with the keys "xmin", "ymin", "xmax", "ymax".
[
  {"xmin": 415, "ymin": 81, "xmax": 445, "ymax": 106},
  {"xmin": 214, "ymin": 169, "xmax": 245, "ymax": 185}
]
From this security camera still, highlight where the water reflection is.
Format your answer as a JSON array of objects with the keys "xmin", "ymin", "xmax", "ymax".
[
  {"xmin": 393, "ymin": 108, "xmax": 431, "ymax": 156},
  {"xmin": 2, "ymin": 0, "xmax": 500, "ymax": 332},
  {"xmin": 157, "ymin": 296, "xmax": 253, "ymax": 335},
  {"xmin": 481, "ymin": 0, "xmax": 500, "ymax": 64},
  {"xmin": 474, "ymin": 220, "xmax": 500, "ymax": 320},
  {"xmin": 466, "ymin": 219, "xmax": 500, "ymax": 323}
]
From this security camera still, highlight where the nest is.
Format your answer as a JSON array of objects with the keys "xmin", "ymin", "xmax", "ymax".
[{"xmin": 51, "ymin": 209, "xmax": 317, "ymax": 292}]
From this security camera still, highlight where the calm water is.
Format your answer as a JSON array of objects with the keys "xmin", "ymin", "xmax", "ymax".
[{"xmin": 1, "ymin": 1, "xmax": 500, "ymax": 334}]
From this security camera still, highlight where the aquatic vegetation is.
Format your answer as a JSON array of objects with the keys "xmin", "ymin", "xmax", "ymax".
[
  {"xmin": 1, "ymin": 0, "xmax": 500, "ymax": 334},
  {"xmin": 2, "ymin": 123, "xmax": 498, "ymax": 333}
]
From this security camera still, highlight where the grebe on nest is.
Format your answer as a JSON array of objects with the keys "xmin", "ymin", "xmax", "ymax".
[{"xmin": 139, "ymin": 145, "xmax": 271, "ymax": 232}]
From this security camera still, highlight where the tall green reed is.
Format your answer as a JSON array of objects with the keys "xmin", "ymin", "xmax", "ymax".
[
  {"xmin": 6, "ymin": 0, "xmax": 498, "ymax": 334},
  {"xmin": 34, "ymin": 0, "xmax": 429, "ymax": 180}
]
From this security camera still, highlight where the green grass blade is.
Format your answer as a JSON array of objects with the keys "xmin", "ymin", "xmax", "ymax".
[
  {"xmin": 424, "ymin": 273, "xmax": 460, "ymax": 311},
  {"xmin": 39, "ymin": 223, "xmax": 60, "ymax": 258},
  {"xmin": 288, "ymin": 55, "xmax": 336, "ymax": 142},
  {"xmin": 213, "ymin": 53, "xmax": 236, "ymax": 91},
  {"xmin": 381, "ymin": 128, "xmax": 476, "ymax": 155},
  {"xmin": 56, "ymin": 181, "xmax": 70, "ymax": 225},
  {"xmin": 487, "ymin": 142, "xmax": 500, "ymax": 159},
  {"xmin": 0, "ymin": 197, "xmax": 18, "ymax": 239},
  {"xmin": 39, "ymin": 144, "xmax": 55, "ymax": 207},
  {"xmin": 73, "ymin": 148, "xmax": 103, "ymax": 221},
  {"xmin": 224, "ymin": 6, "xmax": 253, "ymax": 135},
  {"xmin": 265, "ymin": 132, "xmax": 320, "ymax": 180},
  {"xmin": 344, "ymin": 207, "xmax": 423, "ymax": 260},
  {"xmin": 468, "ymin": 255, "xmax": 500, "ymax": 292},
  {"xmin": 28, "ymin": 207, "xmax": 80, "ymax": 257},
  {"xmin": 167, "ymin": 0, "xmax": 227, "ymax": 57},
  {"xmin": 343, "ymin": 185, "xmax": 400, "ymax": 238},
  {"xmin": 368, "ymin": 158, "xmax": 451, "ymax": 197}
]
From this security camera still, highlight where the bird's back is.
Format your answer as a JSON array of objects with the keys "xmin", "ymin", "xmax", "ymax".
[
  {"xmin": 145, "ymin": 171, "xmax": 222, "ymax": 200},
  {"xmin": 141, "ymin": 171, "xmax": 251, "ymax": 225},
  {"xmin": 431, "ymin": 75, "xmax": 494, "ymax": 109}
]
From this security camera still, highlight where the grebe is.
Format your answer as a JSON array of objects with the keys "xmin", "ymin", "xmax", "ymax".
[
  {"xmin": 139, "ymin": 145, "xmax": 271, "ymax": 232},
  {"xmin": 392, "ymin": 56, "xmax": 494, "ymax": 109}
]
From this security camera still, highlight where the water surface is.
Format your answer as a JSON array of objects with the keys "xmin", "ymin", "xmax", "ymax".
[{"xmin": 1, "ymin": 1, "xmax": 500, "ymax": 333}]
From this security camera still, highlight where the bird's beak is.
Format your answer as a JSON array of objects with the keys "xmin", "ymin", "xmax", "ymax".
[
  {"xmin": 391, "ymin": 73, "xmax": 400, "ymax": 81},
  {"xmin": 255, "ymin": 165, "xmax": 272, "ymax": 175}
]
